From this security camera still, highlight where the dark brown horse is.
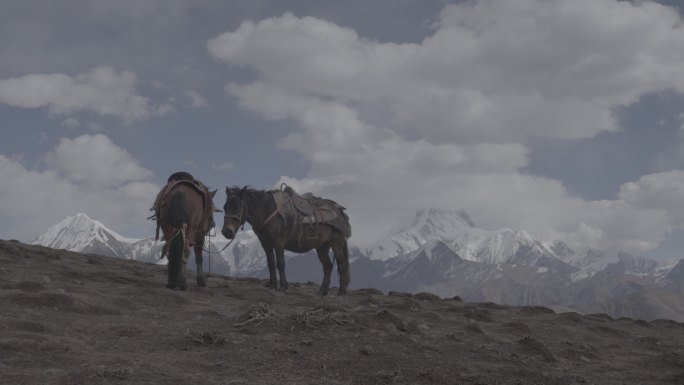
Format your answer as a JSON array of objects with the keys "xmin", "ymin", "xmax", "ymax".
[
  {"xmin": 153, "ymin": 172, "xmax": 216, "ymax": 290},
  {"xmin": 221, "ymin": 186, "xmax": 351, "ymax": 295}
]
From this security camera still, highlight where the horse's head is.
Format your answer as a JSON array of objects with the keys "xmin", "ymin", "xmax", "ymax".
[{"xmin": 221, "ymin": 186, "xmax": 247, "ymax": 239}]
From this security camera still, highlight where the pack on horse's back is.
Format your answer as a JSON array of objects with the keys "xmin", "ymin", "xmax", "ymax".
[{"xmin": 273, "ymin": 184, "xmax": 351, "ymax": 244}]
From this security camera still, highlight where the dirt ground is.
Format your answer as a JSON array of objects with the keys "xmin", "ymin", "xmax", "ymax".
[{"xmin": 1, "ymin": 239, "xmax": 683, "ymax": 385}]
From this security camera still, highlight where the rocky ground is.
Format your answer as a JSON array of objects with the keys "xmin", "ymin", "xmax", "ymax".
[{"xmin": 1, "ymin": 239, "xmax": 684, "ymax": 385}]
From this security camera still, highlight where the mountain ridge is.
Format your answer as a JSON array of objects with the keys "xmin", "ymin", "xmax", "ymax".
[{"xmin": 31, "ymin": 209, "xmax": 684, "ymax": 321}]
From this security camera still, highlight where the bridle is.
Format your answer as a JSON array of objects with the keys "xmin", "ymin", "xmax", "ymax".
[
  {"xmin": 223, "ymin": 191, "xmax": 247, "ymax": 227},
  {"xmin": 217, "ymin": 190, "xmax": 248, "ymax": 253}
]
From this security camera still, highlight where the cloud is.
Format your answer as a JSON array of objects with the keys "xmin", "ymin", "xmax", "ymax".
[
  {"xmin": 156, "ymin": 103, "xmax": 176, "ymax": 116},
  {"xmin": 209, "ymin": 2, "xmax": 684, "ymax": 144},
  {"xmin": 44, "ymin": 134, "xmax": 152, "ymax": 188},
  {"xmin": 208, "ymin": 1, "xmax": 684, "ymax": 252},
  {"xmin": 0, "ymin": 66, "xmax": 158, "ymax": 123},
  {"xmin": 0, "ymin": 134, "xmax": 160, "ymax": 241},
  {"xmin": 186, "ymin": 90, "xmax": 208, "ymax": 108},
  {"xmin": 227, "ymin": 81, "xmax": 387, "ymax": 156},
  {"xmin": 211, "ymin": 161, "xmax": 234, "ymax": 171},
  {"xmin": 61, "ymin": 117, "xmax": 80, "ymax": 129},
  {"xmin": 619, "ymin": 170, "xmax": 684, "ymax": 226}
]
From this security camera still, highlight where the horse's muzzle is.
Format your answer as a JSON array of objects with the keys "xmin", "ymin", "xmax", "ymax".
[{"xmin": 222, "ymin": 227, "xmax": 236, "ymax": 239}]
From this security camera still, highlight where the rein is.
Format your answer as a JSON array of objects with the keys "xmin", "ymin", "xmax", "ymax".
[{"xmin": 216, "ymin": 236, "xmax": 235, "ymax": 253}]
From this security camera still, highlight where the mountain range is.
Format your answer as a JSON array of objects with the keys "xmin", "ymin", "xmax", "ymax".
[{"xmin": 31, "ymin": 211, "xmax": 684, "ymax": 321}]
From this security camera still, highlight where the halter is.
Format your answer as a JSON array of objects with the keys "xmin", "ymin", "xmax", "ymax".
[{"xmin": 224, "ymin": 190, "xmax": 247, "ymax": 228}]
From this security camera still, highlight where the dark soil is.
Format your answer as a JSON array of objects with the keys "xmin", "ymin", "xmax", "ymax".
[{"xmin": 1, "ymin": 239, "xmax": 684, "ymax": 385}]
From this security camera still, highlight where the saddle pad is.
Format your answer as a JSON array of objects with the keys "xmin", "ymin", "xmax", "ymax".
[{"xmin": 302, "ymin": 207, "xmax": 338, "ymax": 224}]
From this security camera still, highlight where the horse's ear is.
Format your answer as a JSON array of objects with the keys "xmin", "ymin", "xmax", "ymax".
[
  {"xmin": 210, "ymin": 189, "xmax": 217, "ymax": 197},
  {"xmin": 225, "ymin": 186, "xmax": 230, "ymax": 194}
]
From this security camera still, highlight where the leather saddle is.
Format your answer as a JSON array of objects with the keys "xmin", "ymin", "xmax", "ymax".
[{"xmin": 283, "ymin": 185, "xmax": 316, "ymax": 216}]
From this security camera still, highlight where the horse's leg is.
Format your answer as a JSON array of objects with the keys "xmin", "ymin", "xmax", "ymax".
[
  {"xmin": 275, "ymin": 245, "xmax": 288, "ymax": 292},
  {"xmin": 261, "ymin": 241, "xmax": 278, "ymax": 289},
  {"xmin": 178, "ymin": 245, "xmax": 189, "ymax": 290},
  {"xmin": 166, "ymin": 254, "xmax": 178, "ymax": 289},
  {"xmin": 166, "ymin": 229, "xmax": 184, "ymax": 289},
  {"xmin": 194, "ymin": 238, "xmax": 206, "ymax": 287},
  {"xmin": 315, "ymin": 244, "xmax": 333, "ymax": 296},
  {"xmin": 331, "ymin": 240, "xmax": 350, "ymax": 296}
]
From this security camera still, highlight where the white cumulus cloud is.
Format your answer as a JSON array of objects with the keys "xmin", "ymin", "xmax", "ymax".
[
  {"xmin": 44, "ymin": 134, "xmax": 152, "ymax": 187},
  {"xmin": 0, "ymin": 66, "xmax": 158, "ymax": 123},
  {"xmin": 208, "ymin": 1, "xmax": 684, "ymax": 144},
  {"xmin": 0, "ymin": 134, "xmax": 160, "ymax": 241},
  {"xmin": 208, "ymin": 1, "xmax": 684, "ymax": 252}
]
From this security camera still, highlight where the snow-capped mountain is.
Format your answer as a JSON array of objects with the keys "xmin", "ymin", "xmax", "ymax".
[
  {"xmin": 365, "ymin": 209, "xmax": 477, "ymax": 261},
  {"xmin": 31, "ymin": 210, "xmax": 684, "ymax": 321},
  {"xmin": 368, "ymin": 208, "xmax": 571, "ymax": 267},
  {"xmin": 31, "ymin": 213, "xmax": 272, "ymax": 275},
  {"xmin": 32, "ymin": 213, "xmax": 158, "ymax": 261}
]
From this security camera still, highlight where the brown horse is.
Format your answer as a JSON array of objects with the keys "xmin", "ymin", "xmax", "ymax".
[
  {"xmin": 221, "ymin": 185, "xmax": 351, "ymax": 295},
  {"xmin": 153, "ymin": 172, "xmax": 216, "ymax": 290}
]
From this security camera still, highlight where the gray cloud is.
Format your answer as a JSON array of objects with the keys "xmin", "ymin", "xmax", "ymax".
[
  {"xmin": 211, "ymin": 161, "xmax": 234, "ymax": 172},
  {"xmin": 0, "ymin": 67, "xmax": 157, "ymax": 123},
  {"xmin": 209, "ymin": 1, "xmax": 684, "ymax": 252},
  {"xmin": 209, "ymin": 1, "xmax": 684, "ymax": 145},
  {"xmin": 0, "ymin": 134, "xmax": 158, "ymax": 240},
  {"xmin": 44, "ymin": 134, "xmax": 153, "ymax": 187}
]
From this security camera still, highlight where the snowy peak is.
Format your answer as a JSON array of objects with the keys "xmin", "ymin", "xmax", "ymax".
[
  {"xmin": 366, "ymin": 209, "xmax": 478, "ymax": 261},
  {"xmin": 30, "ymin": 212, "xmax": 267, "ymax": 273},
  {"xmin": 411, "ymin": 208, "xmax": 475, "ymax": 235},
  {"xmin": 612, "ymin": 252, "xmax": 658, "ymax": 276},
  {"xmin": 32, "ymin": 213, "xmax": 138, "ymax": 257},
  {"xmin": 550, "ymin": 241, "xmax": 575, "ymax": 259},
  {"xmin": 665, "ymin": 259, "xmax": 684, "ymax": 282},
  {"xmin": 366, "ymin": 208, "xmax": 561, "ymax": 266}
]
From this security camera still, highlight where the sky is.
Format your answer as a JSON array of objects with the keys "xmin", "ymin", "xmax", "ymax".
[{"xmin": 2, "ymin": 0, "xmax": 684, "ymax": 260}]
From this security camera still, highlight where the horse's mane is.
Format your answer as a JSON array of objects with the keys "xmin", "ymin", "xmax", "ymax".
[
  {"xmin": 168, "ymin": 171, "xmax": 195, "ymax": 183},
  {"xmin": 227, "ymin": 185, "xmax": 273, "ymax": 205},
  {"xmin": 228, "ymin": 185, "xmax": 256, "ymax": 195}
]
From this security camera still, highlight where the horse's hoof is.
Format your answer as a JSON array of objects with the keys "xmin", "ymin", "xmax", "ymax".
[
  {"xmin": 337, "ymin": 289, "xmax": 347, "ymax": 296},
  {"xmin": 264, "ymin": 281, "xmax": 277, "ymax": 289},
  {"xmin": 179, "ymin": 284, "xmax": 188, "ymax": 291},
  {"xmin": 278, "ymin": 285, "xmax": 289, "ymax": 293},
  {"xmin": 319, "ymin": 289, "xmax": 329, "ymax": 297},
  {"xmin": 166, "ymin": 284, "xmax": 177, "ymax": 290},
  {"xmin": 197, "ymin": 276, "xmax": 206, "ymax": 287}
]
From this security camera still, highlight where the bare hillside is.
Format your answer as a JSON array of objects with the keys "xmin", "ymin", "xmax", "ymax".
[{"xmin": 1, "ymin": 239, "xmax": 683, "ymax": 385}]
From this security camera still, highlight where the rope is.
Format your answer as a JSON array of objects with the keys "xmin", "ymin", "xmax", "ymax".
[{"xmin": 207, "ymin": 232, "xmax": 211, "ymax": 274}]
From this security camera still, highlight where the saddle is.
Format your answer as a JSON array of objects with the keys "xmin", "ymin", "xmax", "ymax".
[
  {"xmin": 284, "ymin": 185, "xmax": 316, "ymax": 216},
  {"xmin": 274, "ymin": 184, "xmax": 351, "ymax": 243}
]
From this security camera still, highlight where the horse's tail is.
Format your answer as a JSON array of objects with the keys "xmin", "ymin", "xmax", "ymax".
[
  {"xmin": 335, "ymin": 205, "xmax": 352, "ymax": 238},
  {"xmin": 166, "ymin": 189, "xmax": 189, "ymax": 289},
  {"xmin": 167, "ymin": 189, "xmax": 187, "ymax": 263},
  {"xmin": 166, "ymin": 225, "xmax": 188, "ymax": 289},
  {"xmin": 343, "ymin": 239, "xmax": 350, "ymax": 285},
  {"xmin": 167, "ymin": 189, "xmax": 187, "ymax": 230}
]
